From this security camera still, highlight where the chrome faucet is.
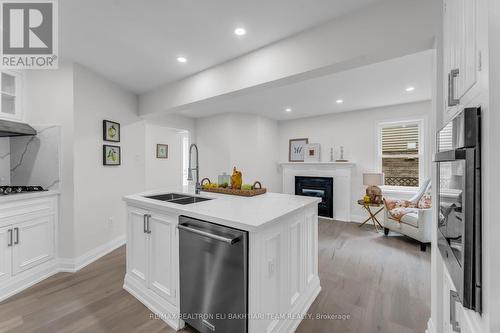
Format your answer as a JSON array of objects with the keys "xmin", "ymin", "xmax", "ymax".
[{"xmin": 187, "ymin": 143, "xmax": 201, "ymax": 194}]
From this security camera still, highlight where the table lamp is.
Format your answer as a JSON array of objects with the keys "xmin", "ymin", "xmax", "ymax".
[{"xmin": 363, "ymin": 173, "xmax": 384, "ymax": 204}]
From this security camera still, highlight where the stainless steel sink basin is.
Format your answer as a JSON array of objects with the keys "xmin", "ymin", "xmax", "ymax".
[
  {"xmin": 168, "ymin": 196, "xmax": 212, "ymax": 205},
  {"xmin": 144, "ymin": 193, "xmax": 212, "ymax": 205},
  {"xmin": 145, "ymin": 193, "xmax": 187, "ymax": 201}
]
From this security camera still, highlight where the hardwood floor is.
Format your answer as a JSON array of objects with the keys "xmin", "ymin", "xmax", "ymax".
[
  {"xmin": 296, "ymin": 220, "xmax": 430, "ymax": 333},
  {"xmin": 0, "ymin": 220, "xmax": 430, "ymax": 333}
]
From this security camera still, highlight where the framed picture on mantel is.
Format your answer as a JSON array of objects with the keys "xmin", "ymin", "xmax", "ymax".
[
  {"xmin": 304, "ymin": 143, "xmax": 320, "ymax": 162},
  {"xmin": 289, "ymin": 138, "xmax": 308, "ymax": 162}
]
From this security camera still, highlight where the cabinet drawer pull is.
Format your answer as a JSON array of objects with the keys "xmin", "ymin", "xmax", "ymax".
[
  {"xmin": 143, "ymin": 215, "xmax": 148, "ymax": 233},
  {"xmin": 448, "ymin": 68, "xmax": 460, "ymax": 107},
  {"xmin": 14, "ymin": 227, "xmax": 19, "ymax": 245},
  {"xmin": 7, "ymin": 229, "xmax": 12, "ymax": 247},
  {"xmin": 450, "ymin": 290, "xmax": 461, "ymax": 332}
]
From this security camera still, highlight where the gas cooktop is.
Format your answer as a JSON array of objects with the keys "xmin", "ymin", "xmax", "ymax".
[{"xmin": 0, "ymin": 186, "xmax": 46, "ymax": 195}]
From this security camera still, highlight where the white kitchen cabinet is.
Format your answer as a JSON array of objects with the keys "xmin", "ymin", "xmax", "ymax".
[
  {"xmin": 443, "ymin": 0, "xmax": 479, "ymax": 122},
  {"xmin": 148, "ymin": 212, "xmax": 178, "ymax": 305},
  {"xmin": 249, "ymin": 206, "xmax": 320, "ymax": 333},
  {"xmin": 0, "ymin": 193, "xmax": 59, "ymax": 302},
  {"xmin": 124, "ymin": 206, "xmax": 180, "ymax": 326},
  {"xmin": 0, "ymin": 70, "xmax": 23, "ymax": 121},
  {"xmin": 460, "ymin": 0, "xmax": 478, "ymax": 98},
  {"xmin": 124, "ymin": 192, "xmax": 321, "ymax": 333},
  {"xmin": 126, "ymin": 207, "xmax": 149, "ymax": 287},
  {"xmin": 12, "ymin": 214, "xmax": 55, "ymax": 275},
  {"xmin": 0, "ymin": 226, "xmax": 12, "ymax": 284}
]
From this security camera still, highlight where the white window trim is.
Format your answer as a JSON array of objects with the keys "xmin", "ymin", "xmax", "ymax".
[{"xmin": 377, "ymin": 119, "xmax": 425, "ymax": 189}]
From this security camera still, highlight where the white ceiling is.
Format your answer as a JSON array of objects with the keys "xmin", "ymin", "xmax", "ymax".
[
  {"xmin": 60, "ymin": 0, "xmax": 385, "ymax": 93},
  {"xmin": 176, "ymin": 50, "xmax": 434, "ymax": 120}
]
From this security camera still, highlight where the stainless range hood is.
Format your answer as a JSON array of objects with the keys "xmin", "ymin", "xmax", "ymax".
[{"xmin": 0, "ymin": 119, "xmax": 36, "ymax": 137}]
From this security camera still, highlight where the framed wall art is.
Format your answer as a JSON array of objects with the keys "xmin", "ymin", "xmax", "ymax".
[
  {"xmin": 289, "ymin": 138, "xmax": 309, "ymax": 162},
  {"xmin": 103, "ymin": 145, "xmax": 121, "ymax": 166},
  {"xmin": 156, "ymin": 144, "xmax": 168, "ymax": 159},
  {"xmin": 103, "ymin": 120, "xmax": 120, "ymax": 142},
  {"xmin": 304, "ymin": 143, "xmax": 321, "ymax": 162}
]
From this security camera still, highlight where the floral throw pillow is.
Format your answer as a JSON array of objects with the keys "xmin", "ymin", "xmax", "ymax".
[
  {"xmin": 384, "ymin": 198, "xmax": 416, "ymax": 211},
  {"xmin": 418, "ymin": 191, "xmax": 432, "ymax": 209}
]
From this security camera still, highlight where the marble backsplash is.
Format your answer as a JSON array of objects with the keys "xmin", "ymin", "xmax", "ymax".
[
  {"xmin": 0, "ymin": 138, "xmax": 10, "ymax": 185},
  {"xmin": 10, "ymin": 125, "xmax": 61, "ymax": 190}
]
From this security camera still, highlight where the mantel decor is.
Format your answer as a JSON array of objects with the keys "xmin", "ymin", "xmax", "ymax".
[
  {"xmin": 288, "ymin": 138, "xmax": 308, "ymax": 162},
  {"xmin": 304, "ymin": 143, "xmax": 320, "ymax": 162}
]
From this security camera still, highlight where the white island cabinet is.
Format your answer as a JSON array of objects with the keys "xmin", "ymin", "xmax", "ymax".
[{"xmin": 123, "ymin": 189, "xmax": 321, "ymax": 333}]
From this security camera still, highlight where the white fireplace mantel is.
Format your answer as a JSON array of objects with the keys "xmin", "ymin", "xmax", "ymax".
[
  {"xmin": 279, "ymin": 162, "xmax": 356, "ymax": 222},
  {"xmin": 279, "ymin": 162, "xmax": 355, "ymax": 167}
]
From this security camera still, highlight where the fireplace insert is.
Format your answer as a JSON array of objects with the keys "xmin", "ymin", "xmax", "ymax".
[{"xmin": 295, "ymin": 176, "xmax": 333, "ymax": 218}]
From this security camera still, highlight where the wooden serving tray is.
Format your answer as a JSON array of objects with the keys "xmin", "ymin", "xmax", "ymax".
[{"xmin": 201, "ymin": 187, "xmax": 267, "ymax": 197}]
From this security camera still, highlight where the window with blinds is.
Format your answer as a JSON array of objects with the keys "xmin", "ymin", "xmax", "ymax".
[{"xmin": 380, "ymin": 122, "xmax": 421, "ymax": 187}]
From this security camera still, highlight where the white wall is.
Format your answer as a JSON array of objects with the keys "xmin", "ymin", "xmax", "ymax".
[
  {"xmin": 73, "ymin": 64, "xmax": 145, "ymax": 258},
  {"xmin": 22, "ymin": 63, "xmax": 196, "ymax": 261},
  {"xmin": 277, "ymin": 101, "xmax": 432, "ymax": 221},
  {"xmin": 195, "ymin": 113, "xmax": 280, "ymax": 192},
  {"xmin": 24, "ymin": 64, "xmax": 75, "ymax": 259},
  {"xmin": 145, "ymin": 123, "xmax": 186, "ymax": 190}
]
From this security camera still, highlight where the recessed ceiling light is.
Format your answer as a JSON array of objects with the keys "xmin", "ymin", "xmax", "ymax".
[
  {"xmin": 336, "ymin": 99, "xmax": 344, "ymax": 104},
  {"xmin": 234, "ymin": 27, "xmax": 247, "ymax": 36},
  {"xmin": 405, "ymin": 86, "xmax": 415, "ymax": 92},
  {"xmin": 177, "ymin": 56, "xmax": 187, "ymax": 63},
  {"xmin": 285, "ymin": 108, "xmax": 292, "ymax": 112}
]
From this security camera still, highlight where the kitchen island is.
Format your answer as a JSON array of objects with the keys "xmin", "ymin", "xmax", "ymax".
[{"xmin": 123, "ymin": 188, "xmax": 320, "ymax": 333}]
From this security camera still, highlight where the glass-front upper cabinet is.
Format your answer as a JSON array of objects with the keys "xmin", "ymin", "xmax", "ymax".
[{"xmin": 0, "ymin": 70, "xmax": 23, "ymax": 120}]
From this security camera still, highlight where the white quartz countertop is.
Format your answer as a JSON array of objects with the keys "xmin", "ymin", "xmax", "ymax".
[
  {"xmin": 0, "ymin": 189, "xmax": 60, "ymax": 203},
  {"xmin": 123, "ymin": 187, "xmax": 320, "ymax": 231}
]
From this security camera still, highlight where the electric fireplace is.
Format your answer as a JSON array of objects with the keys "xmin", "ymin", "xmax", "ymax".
[{"xmin": 295, "ymin": 176, "xmax": 333, "ymax": 218}]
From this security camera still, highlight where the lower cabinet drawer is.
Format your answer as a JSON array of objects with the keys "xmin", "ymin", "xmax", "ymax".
[{"xmin": 0, "ymin": 197, "xmax": 56, "ymax": 226}]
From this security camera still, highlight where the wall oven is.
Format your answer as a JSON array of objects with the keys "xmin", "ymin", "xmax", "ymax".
[{"xmin": 434, "ymin": 107, "xmax": 481, "ymax": 312}]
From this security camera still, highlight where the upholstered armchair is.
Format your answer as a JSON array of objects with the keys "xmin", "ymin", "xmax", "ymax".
[{"xmin": 383, "ymin": 179, "xmax": 432, "ymax": 251}]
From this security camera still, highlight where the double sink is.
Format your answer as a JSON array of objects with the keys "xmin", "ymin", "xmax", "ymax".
[{"xmin": 144, "ymin": 193, "xmax": 212, "ymax": 205}]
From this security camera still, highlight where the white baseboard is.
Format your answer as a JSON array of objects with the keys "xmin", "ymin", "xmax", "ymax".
[
  {"xmin": 349, "ymin": 214, "xmax": 367, "ymax": 223},
  {"xmin": 0, "ymin": 260, "xmax": 59, "ymax": 302},
  {"xmin": 59, "ymin": 235, "xmax": 126, "ymax": 273},
  {"xmin": 320, "ymin": 215, "xmax": 376, "ymax": 224},
  {"xmin": 426, "ymin": 318, "xmax": 436, "ymax": 333}
]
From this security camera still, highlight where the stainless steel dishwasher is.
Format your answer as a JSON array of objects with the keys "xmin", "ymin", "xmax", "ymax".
[{"xmin": 178, "ymin": 215, "xmax": 248, "ymax": 333}]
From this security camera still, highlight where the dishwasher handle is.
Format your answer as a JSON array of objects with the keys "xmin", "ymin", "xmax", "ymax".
[{"xmin": 177, "ymin": 224, "xmax": 241, "ymax": 244}]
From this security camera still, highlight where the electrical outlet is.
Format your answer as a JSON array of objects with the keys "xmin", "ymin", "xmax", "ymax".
[{"xmin": 108, "ymin": 217, "xmax": 114, "ymax": 228}]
